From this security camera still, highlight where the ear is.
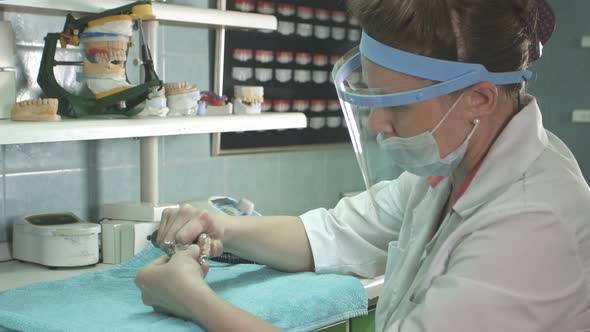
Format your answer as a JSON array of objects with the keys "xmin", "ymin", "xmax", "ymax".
[{"xmin": 466, "ymin": 81, "xmax": 498, "ymax": 119}]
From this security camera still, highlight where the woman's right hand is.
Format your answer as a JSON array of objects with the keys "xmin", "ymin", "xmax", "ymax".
[{"xmin": 156, "ymin": 204, "xmax": 225, "ymax": 258}]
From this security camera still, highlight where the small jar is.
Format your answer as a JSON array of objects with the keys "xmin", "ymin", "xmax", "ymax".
[
  {"xmin": 313, "ymin": 54, "xmax": 328, "ymax": 67},
  {"xmin": 309, "ymin": 117, "xmax": 326, "ymax": 129},
  {"xmin": 277, "ymin": 21, "xmax": 295, "ymax": 36},
  {"xmin": 295, "ymin": 52, "xmax": 312, "ymax": 66},
  {"xmin": 235, "ymin": 0, "xmax": 255, "ymax": 12},
  {"xmin": 292, "ymin": 99, "xmax": 310, "ymax": 112},
  {"xmin": 262, "ymin": 98, "xmax": 273, "ymax": 112},
  {"xmin": 297, "ymin": 6, "xmax": 313, "ymax": 20},
  {"xmin": 312, "ymin": 70, "xmax": 328, "ymax": 84},
  {"xmin": 255, "ymin": 68, "xmax": 273, "ymax": 82},
  {"xmin": 310, "ymin": 99, "xmax": 327, "ymax": 112},
  {"xmin": 276, "ymin": 51, "xmax": 294, "ymax": 64},
  {"xmin": 273, "ymin": 99, "xmax": 291, "ymax": 112},
  {"xmin": 296, "ymin": 23, "xmax": 313, "ymax": 38},
  {"xmin": 331, "ymin": 27, "xmax": 346, "ymax": 41},
  {"xmin": 332, "ymin": 10, "xmax": 347, "ymax": 23},
  {"xmin": 255, "ymin": 50, "xmax": 274, "ymax": 63},
  {"xmin": 330, "ymin": 54, "xmax": 341, "ymax": 66},
  {"xmin": 233, "ymin": 48, "xmax": 253, "ymax": 62},
  {"xmin": 232, "ymin": 67, "xmax": 253, "ymax": 81},
  {"xmin": 326, "ymin": 116, "xmax": 342, "ymax": 128},
  {"xmin": 256, "ymin": 1, "xmax": 275, "ymax": 14},
  {"xmin": 277, "ymin": 3, "xmax": 295, "ymax": 16},
  {"xmin": 348, "ymin": 29, "xmax": 361, "ymax": 42},
  {"xmin": 275, "ymin": 68, "xmax": 293, "ymax": 83},
  {"xmin": 327, "ymin": 100, "xmax": 340, "ymax": 112},
  {"xmin": 294, "ymin": 69, "xmax": 311, "ymax": 83},
  {"xmin": 315, "ymin": 8, "xmax": 330, "ymax": 21},
  {"xmin": 314, "ymin": 25, "xmax": 330, "ymax": 39}
]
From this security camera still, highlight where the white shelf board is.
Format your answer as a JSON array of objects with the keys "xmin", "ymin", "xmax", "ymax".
[
  {"xmin": 0, "ymin": 113, "xmax": 306, "ymax": 145},
  {"xmin": 0, "ymin": 0, "xmax": 277, "ymax": 30}
]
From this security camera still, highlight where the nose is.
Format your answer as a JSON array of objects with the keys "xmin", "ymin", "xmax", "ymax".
[{"xmin": 367, "ymin": 108, "xmax": 395, "ymax": 135}]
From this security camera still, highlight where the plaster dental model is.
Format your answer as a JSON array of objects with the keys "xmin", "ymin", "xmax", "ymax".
[
  {"xmin": 11, "ymin": 98, "xmax": 60, "ymax": 121},
  {"xmin": 233, "ymin": 86, "xmax": 263, "ymax": 115},
  {"xmin": 165, "ymin": 82, "xmax": 200, "ymax": 116},
  {"xmin": 200, "ymin": 91, "xmax": 232, "ymax": 115},
  {"xmin": 136, "ymin": 87, "xmax": 169, "ymax": 117},
  {"xmin": 78, "ymin": 16, "xmax": 134, "ymax": 97}
]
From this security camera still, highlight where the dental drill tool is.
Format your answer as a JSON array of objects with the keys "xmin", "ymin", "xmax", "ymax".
[{"xmin": 147, "ymin": 230, "xmax": 210, "ymax": 265}]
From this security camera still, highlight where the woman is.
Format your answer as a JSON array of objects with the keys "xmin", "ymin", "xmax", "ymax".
[{"xmin": 135, "ymin": 0, "xmax": 590, "ymax": 330}]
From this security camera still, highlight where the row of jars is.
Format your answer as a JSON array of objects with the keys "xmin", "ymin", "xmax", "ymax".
[
  {"xmin": 231, "ymin": 67, "xmax": 361, "ymax": 84},
  {"xmin": 261, "ymin": 98, "xmax": 340, "ymax": 113},
  {"xmin": 236, "ymin": 0, "xmax": 358, "ymax": 26},
  {"xmin": 233, "ymin": 50, "xmax": 337, "ymax": 67},
  {"xmin": 258, "ymin": 21, "xmax": 360, "ymax": 41}
]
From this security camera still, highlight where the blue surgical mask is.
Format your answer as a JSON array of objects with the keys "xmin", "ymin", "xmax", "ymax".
[{"xmin": 376, "ymin": 94, "xmax": 479, "ymax": 177}]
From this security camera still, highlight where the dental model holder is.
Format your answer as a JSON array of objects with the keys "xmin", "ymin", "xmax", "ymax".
[{"xmin": 37, "ymin": 1, "xmax": 163, "ymax": 117}]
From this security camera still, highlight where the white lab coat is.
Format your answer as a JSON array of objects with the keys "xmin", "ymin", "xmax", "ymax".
[{"xmin": 300, "ymin": 97, "xmax": 590, "ymax": 332}]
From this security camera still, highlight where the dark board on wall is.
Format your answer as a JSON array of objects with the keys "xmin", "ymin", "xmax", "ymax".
[{"xmin": 213, "ymin": 0, "xmax": 359, "ymax": 155}]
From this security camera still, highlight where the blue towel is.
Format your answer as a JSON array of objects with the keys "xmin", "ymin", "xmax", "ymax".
[{"xmin": 0, "ymin": 246, "xmax": 368, "ymax": 332}]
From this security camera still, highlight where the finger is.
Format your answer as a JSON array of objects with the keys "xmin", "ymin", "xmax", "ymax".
[
  {"xmin": 157, "ymin": 207, "xmax": 177, "ymax": 243},
  {"xmin": 175, "ymin": 210, "xmax": 209, "ymax": 244},
  {"xmin": 162, "ymin": 204, "xmax": 197, "ymax": 245},
  {"xmin": 160, "ymin": 207, "xmax": 185, "ymax": 245},
  {"xmin": 172, "ymin": 245, "xmax": 209, "ymax": 277}
]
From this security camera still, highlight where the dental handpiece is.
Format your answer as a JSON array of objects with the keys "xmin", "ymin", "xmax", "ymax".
[{"xmin": 147, "ymin": 230, "xmax": 211, "ymax": 265}]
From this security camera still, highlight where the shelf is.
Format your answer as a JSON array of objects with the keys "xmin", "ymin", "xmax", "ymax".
[
  {"xmin": 0, "ymin": 113, "xmax": 307, "ymax": 145},
  {"xmin": 0, "ymin": 0, "xmax": 277, "ymax": 31}
]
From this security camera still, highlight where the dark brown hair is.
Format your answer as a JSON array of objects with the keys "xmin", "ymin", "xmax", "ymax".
[{"xmin": 348, "ymin": 0, "xmax": 531, "ymax": 96}]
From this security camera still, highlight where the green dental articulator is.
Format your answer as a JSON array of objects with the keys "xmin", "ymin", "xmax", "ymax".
[{"xmin": 37, "ymin": 1, "xmax": 163, "ymax": 117}]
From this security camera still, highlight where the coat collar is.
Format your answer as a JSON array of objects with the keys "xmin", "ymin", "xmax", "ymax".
[{"xmin": 450, "ymin": 96, "xmax": 549, "ymax": 218}]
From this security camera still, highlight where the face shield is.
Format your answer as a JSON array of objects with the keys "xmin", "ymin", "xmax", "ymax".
[{"xmin": 333, "ymin": 31, "xmax": 533, "ymax": 191}]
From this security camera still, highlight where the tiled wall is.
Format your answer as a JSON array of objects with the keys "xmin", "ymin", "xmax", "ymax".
[
  {"xmin": 528, "ymin": 0, "xmax": 590, "ymax": 178},
  {"xmin": 0, "ymin": 1, "xmax": 364, "ymax": 243},
  {"xmin": 1, "ymin": 0, "xmax": 590, "ymax": 245}
]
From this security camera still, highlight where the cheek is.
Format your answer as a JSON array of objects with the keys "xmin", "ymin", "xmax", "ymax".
[{"xmin": 367, "ymin": 109, "xmax": 395, "ymax": 134}]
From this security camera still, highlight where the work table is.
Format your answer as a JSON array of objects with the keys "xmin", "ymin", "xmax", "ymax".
[{"xmin": 0, "ymin": 260, "xmax": 384, "ymax": 303}]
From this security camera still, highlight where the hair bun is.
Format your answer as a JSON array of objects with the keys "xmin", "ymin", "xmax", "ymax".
[{"xmin": 527, "ymin": 0, "xmax": 556, "ymax": 61}]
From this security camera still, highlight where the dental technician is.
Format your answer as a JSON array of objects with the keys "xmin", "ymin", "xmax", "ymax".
[{"xmin": 135, "ymin": 0, "xmax": 590, "ymax": 330}]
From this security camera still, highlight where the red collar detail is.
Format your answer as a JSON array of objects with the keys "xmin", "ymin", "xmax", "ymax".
[{"xmin": 427, "ymin": 162, "xmax": 483, "ymax": 206}]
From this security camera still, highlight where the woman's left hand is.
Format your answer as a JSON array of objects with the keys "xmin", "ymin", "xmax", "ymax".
[{"xmin": 135, "ymin": 244, "xmax": 210, "ymax": 321}]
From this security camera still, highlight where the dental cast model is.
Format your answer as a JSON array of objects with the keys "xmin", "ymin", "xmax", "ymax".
[
  {"xmin": 233, "ymin": 86, "xmax": 263, "ymax": 115},
  {"xmin": 165, "ymin": 82, "xmax": 200, "ymax": 116},
  {"xmin": 136, "ymin": 87, "xmax": 169, "ymax": 117},
  {"xmin": 78, "ymin": 16, "xmax": 133, "ymax": 97},
  {"xmin": 11, "ymin": 99, "xmax": 60, "ymax": 121}
]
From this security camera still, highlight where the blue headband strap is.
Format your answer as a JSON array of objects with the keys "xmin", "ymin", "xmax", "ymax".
[
  {"xmin": 360, "ymin": 31, "xmax": 532, "ymax": 84},
  {"xmin": 334, "ymin": 32, "xmax": 533, "ymax": 107}
]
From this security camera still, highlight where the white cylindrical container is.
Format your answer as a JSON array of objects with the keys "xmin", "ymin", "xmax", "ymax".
[
  {"xmin": 275, "ymin": 69, "xmax": 293, "ymax": 83},
  {"xmin": 293, "ymin": 99, "xmax": 310, "ymax": 112},
  {"xmin": 278, "ymin": 21, "xmax": 295, "ymax": 35},
  {"xmin": 314, "ymin": 25, "xmax": 330, "ymax": 39},
  {"xmin": 0, "ymin": 70, "xmax": 16, "ymax": 119},
  {"xmin": 255, "ymin": 68, "xmax": 273, "ymax": 82},
  {"xmin": 294, "ymin": 69, "xmax": 311, "ymax": 83},
  {"xmin": 326, "ymin": 116, "xmax": 342, "ymax": 128},
  {"xmin": 309, "ymin": 117, "xmax": 326, "ymax": 129},
  {"xmin": 312, "ymin": 70, "xmax": 328, "ymax": 84},
  {"xmin": 296, "ymin": 23, "xmax": 313, "ymax": 38},
  {"xmin": 331, "ymin": 27, "xmax": 346, "ymax": 41},
  {"xmin": 232, "ymin": 67, "xmax": 253, "ymax": 81},
  {"xmin": 0, "ymin": 21, "xmax": 16, "ymax": 68}
]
